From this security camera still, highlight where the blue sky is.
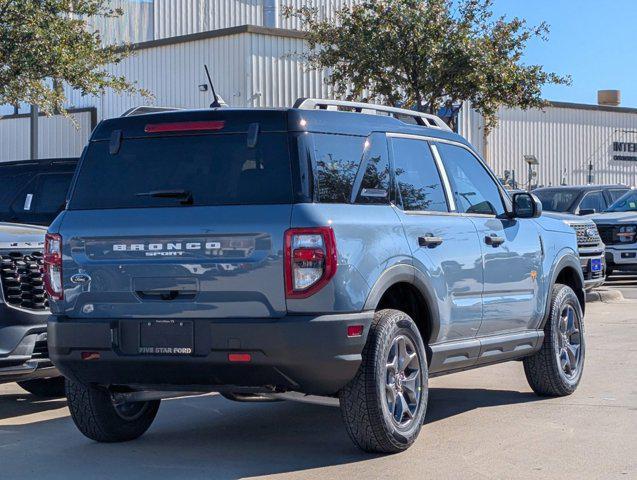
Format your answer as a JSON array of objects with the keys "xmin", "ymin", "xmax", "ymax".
[{"xmin": 490, "ymin": 0, "xmax": 637, "ymax": 107}]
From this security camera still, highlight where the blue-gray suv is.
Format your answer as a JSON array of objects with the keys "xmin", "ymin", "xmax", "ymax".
[{"xmin": 47, "ymin": 99, "xmax": 586, "ymax": 453}]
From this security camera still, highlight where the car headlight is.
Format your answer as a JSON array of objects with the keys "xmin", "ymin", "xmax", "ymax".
[{"xmin": 617, "ymin": 225, "xmax": 636, "ymax": 243}]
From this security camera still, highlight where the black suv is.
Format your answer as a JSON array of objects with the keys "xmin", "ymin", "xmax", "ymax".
[
  {"xmin": 0, "ymin": 158, "xmax": 77, "ymax": 396},
  {"xmin": 534, "ymin": 184, "xmax": 630, "ymax": 215}
]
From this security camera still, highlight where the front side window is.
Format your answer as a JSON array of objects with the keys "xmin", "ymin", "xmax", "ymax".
[
  {"xmin": 436, "ymin": 143, "xmax": 505, "ymax": 216},
  {"xmin": 578, "ymin": 191, "xmax": 606, "ymax": 213},
  {"xmin": 391, "ymin": 138, "xmax": 448, "ymax": 212},
  {"xmin": 608, "ymin": 189, "xmax": 629, "ymax": 203}
]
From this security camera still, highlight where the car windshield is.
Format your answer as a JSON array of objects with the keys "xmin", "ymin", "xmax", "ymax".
[
  {"xmin": 606, "ymin": 190, "xmax": 637, "ymax": 212},
  {"xmin": 533, "ymin": 189, "xmax": 579, "ymax": 212}
]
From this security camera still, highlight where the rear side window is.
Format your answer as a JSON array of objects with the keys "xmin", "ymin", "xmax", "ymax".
[
  {"xmin": 354, "ymin": 133, "xmax": 391, "ymax": 204},
  {"xmin": 312, "ymin": 133, "xmax": 366, "ymax": 203},
  {"xmin": 391, "ymin": 138, "xmax": 448, "ymax": 212},
  {"xmin": 69, "ymin": 133, "xmax": 292, "ymax": 209}
]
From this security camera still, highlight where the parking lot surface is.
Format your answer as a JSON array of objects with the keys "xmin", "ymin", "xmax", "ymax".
[{"xmin": 1, "ymin": 294, "xmax": 635, "ymax": 480}]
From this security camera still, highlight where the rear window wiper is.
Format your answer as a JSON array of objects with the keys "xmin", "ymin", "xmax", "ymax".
[{"xmin": 135, "ymin": 189, "xmax": 193, "ymax": 205}]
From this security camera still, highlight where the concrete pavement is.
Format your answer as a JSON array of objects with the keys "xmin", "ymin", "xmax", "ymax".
[{"xmin": 0, "ymin": 299, "xmax": 635, "ymax": 480}]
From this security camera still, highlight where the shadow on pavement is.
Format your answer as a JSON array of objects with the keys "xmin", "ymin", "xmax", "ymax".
[
  {"xmin": 0, "ymin": 392, "xmax": 67, "ymax": 421},
  {"xmin": 426, "ymin": 387, "xmax": 539, "ymax": 424},
  {"xmin": 0, "ymin": 386, "xmax": 542, "ymax": 479}
]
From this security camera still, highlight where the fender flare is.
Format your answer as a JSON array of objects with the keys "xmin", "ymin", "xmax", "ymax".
[
  {"xmin": 363, "ymin": 263, "xmax": 441, "ymax": 343},
  {"xmin": 540, "ymin": 249, "xmax": 585, "ymax": 328}
]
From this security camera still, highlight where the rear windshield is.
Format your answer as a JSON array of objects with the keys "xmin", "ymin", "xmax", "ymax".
[
  {"xmin": 534, "ymin": 189, "xmax": 579, "ymax": 212},
  {"xmin": 68, "ymin": 133, "xmax": 293, "ymax": 210}
]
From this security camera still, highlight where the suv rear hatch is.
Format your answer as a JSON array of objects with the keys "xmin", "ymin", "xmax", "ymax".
[{"xmin": 55, "ymin": 111, "xmax": 294, "ymax": 319}]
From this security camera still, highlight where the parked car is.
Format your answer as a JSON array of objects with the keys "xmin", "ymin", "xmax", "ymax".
[
  {"xmin": 591, "ymin": 189, "xmax": 637, "ymax": 275},
  {"xmin": 542, "ymin": 212, "xmax": 606, "ymax": 289},
  {"xmin": 533, "ymin": 184, "xmax": 630, "ymax": 216},
  {"xmin": 48, "ymin": 100, "xmax": 586, "ymax": 453},
  {"xmin": 0, "ymin": 158, "xmax": 78, "ymax": 396}
]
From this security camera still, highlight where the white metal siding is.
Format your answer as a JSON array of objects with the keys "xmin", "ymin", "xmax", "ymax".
[
  {"xmin": 460, "ymin": 104, "xmax": 637, "ymax": 187},
  {"xmin": 64, "ymin": 30, "xmax": 334, "ymax": 119},
  {"xmin": 278, "ymin": 0, "xmax": 361, "ymax": 30},
  {"xmin": 96, "ymin": 1, "xmax": 363, "ymax": 41},
  {"xmin": 247, "ymin": 33, "xmax": 332, "ymax": 107},
  {"xmin": 153, "ymin": 0, "xmax": 262, "ymax": 38},
  {"xmin": 0, "ymin": 111, "xmax": 93, "ymax": 162}
]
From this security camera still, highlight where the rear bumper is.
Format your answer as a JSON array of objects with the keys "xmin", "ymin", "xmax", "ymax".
[
  {"xmin": 0, "ymin": 302, "xmax": 58, "ymax": 384},
  {"xmin": 48, "ymin": 312, "xmax": 374, "ymax": 396}
]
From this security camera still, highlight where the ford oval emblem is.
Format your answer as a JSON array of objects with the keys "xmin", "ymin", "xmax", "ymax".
[{"xmin": 70, "ymin": 273, "xmax": 91, "ymax": 285}]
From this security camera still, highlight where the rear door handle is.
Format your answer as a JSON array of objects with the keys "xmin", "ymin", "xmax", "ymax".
[
  {"xmin": 485, "ymin": 234, "xmax": 505, "ymax": 247},
  {"xmin": 418, "ymin": 234, "xmax": 444, "ymax": 248}
]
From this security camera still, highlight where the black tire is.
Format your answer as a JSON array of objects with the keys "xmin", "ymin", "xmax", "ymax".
[
  {"xmin": 523, "ymin": 284, "xmax": 585, "ymax": 397},
  {"xmin": 606, "ymin": 267, "xmax": 614, "ymax": 279},
  {"xmin": 66, "ymin": 379, "xmax": 160, "ymax": 443},
  {"xmin": 340, "ymin": 309, "xmax": 428, "ymax": 453},
  {"xmin": 17, "ymin": 377, "xmax": 66, "ymax": 398}
]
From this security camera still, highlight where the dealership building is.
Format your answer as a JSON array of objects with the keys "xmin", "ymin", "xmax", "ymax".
[{"xmin": 1, "ymin": 0, "xmax": 636, "ymax": 188}]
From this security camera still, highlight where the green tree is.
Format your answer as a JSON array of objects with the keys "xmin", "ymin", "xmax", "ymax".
[
  {"xmin": 285, "ymin": 0, "xmax": 570, "ymax": 132},
  {"xmin": 0, "ymin": 0, "xmax": 148, "ymax": 117}
]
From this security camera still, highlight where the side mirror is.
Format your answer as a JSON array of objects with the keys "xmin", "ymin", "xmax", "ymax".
[
  {"xmin": 579, "ymin": 208, "xmax": 596, "ymax": 215},
  {"xmin": 512, "ymin": 192, "xmax": 542, "ymax": 219}
]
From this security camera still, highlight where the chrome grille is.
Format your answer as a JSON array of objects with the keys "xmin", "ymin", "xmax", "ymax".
[
  {"xmin": 571, "ymin": 223, "xmax": 602, "ymax": 247},
  {"xmin": 0, "ymin": 250, "xmax": 48, "ymax": 311}
]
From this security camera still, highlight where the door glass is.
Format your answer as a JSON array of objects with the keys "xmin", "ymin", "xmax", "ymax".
[
  {"xmin": 579, "ymin": 191, "xmax": 605, "ymax": 212},
  {"xmin": 608, "ymin": 189, "xmax": 629, "ymax": 203},
  {"xmin": 391, "ymin": 138, "xmax": 448, "ymax": 212},
  {"xmin": 436, "ymin": 143, "xmax": 505, "ymax": 216},
  {"xmin": 354, "ymin": 133, "xmax": 391, "ymax": 205}
]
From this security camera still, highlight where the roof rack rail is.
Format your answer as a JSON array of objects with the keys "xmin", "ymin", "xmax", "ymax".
[
  {"xmin": 120, "ymin": 106, "xmax": 184, "ymax": 117},
  {"xmin": 293, "ymin": 98, "xmax": 452, "ymax": 131}
]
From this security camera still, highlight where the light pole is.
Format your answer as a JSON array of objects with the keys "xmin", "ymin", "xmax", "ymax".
[
  {"xmin": 524, "ymin": 155, "xmax": 539, "ymax": 191},
  {"xmin": 30, "ymin": 104, "xmax": 39, "ymax": 160}
]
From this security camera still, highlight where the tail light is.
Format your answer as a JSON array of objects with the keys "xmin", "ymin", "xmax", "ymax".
[
  {"xmin": 284, "ymin": 227, "xmax": 337, "ymax": 298},
  {"xmin": 44, "ymin": 233, "xmax": 63, "ymax": 300}
]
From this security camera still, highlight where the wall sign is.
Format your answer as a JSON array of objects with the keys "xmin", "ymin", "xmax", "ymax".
[{"xmin": 612, "ymin": 142, "xmax": 637, "ymax": 161}]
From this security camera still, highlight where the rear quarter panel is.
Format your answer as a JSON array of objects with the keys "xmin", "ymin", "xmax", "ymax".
[{"xmin": 287, "ymin": 203, "xmax": 410, "ymax": 313}]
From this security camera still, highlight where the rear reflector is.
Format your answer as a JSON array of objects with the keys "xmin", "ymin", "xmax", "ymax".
[
  {"xmin": 347, "ymin": 325, "xmax": 364, "ymax": 337},
  {"xmin": 144, "ymin": 120, "xmax": 225, "ymax": 133},
  {"xmin": 228, "ymin": 353, "xmax": 252, "ymax": 363},
  {"xmin": 81, "ymin": 352, "xmax": 101, "ymax": 361}
]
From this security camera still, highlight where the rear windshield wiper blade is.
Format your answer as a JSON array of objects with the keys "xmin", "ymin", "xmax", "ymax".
[{"xmin": 135, "ymin": 189, "xmax": 193, "ymax": 205}]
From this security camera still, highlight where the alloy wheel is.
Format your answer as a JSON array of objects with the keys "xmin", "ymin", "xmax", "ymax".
[
  {"xmin": 556, "ymin": 305, "xmax": 582, "ymax": 380},
  {"xmin": 383, "ymin": 335, "xmax": 422, "ymax": 428}
]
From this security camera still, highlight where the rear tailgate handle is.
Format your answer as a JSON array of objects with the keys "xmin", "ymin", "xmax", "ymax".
[{"xmin": 136, "ymin": 290, "xmax": 197, "ymax": 301}]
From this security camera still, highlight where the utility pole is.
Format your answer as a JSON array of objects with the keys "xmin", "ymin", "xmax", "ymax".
[{"xmin": 30, "ymin": 104, "xmax": 39, "ymax": 160}]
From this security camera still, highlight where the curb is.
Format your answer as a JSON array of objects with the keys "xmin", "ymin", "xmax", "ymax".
[{"xmin": 585, "ymin": 289, "xmax": 625, "ymax": 303}]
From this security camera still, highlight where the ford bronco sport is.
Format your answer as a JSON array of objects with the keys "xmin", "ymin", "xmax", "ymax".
[{"xmin": 47, "ymin": 99, "xmax": 586, "ymax": 453}]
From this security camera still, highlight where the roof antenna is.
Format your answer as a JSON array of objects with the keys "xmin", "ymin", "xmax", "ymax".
[{"xmin": 204, "ymin": 65, "xmax": 221, "ymax": 108}]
